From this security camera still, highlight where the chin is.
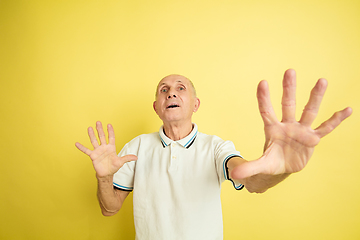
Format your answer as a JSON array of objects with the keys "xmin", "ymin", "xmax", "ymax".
[
  {"xmin": 160, "ymin": 115, "xmax": 183, "ymax": 123},
  {"xmin": 162, "ymin": 117, "xmax": 182, "ymax": 123}
]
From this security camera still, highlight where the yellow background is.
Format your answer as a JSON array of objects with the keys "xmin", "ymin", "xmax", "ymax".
[{"xmin": 1, "ymin": 0, "xmax": 359, "ymax": 239}]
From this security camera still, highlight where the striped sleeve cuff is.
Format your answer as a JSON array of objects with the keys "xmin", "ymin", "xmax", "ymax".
[
  {"xmin": 113, "ymin": 182, "xmax": 133, "ymax": 192},
  {"xmin": 223, "ymin": 154, "xmax": 245, "ymax": 191}
]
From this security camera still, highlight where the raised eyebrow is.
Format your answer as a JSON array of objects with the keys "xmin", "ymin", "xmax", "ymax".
[
  {"xmin": 158, "ymin": 83, "xmax": 167, "ymax": 88},
  {"xmin": 158, "ymin": 84, "xmax": 168, "ymax": 91},
  {"xmin": 176, "ymin": 81, "xmax": 186, "ymax": 87}
]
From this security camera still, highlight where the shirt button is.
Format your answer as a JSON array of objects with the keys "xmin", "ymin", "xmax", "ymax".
[{"xmin": 172, "ymin": 156, "xmax": 176, "ymax": 159}]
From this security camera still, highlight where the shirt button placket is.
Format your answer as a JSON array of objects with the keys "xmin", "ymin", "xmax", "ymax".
[
  {"xmin": 169, "ymin": 143, "xmax": 178, "ymax": 170},
  {"xmin": 171, "ymin": 143, "xmax": 176, "ymax": 159}
]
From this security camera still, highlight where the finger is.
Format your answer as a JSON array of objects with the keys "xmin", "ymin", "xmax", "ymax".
[
  {"xmin": 75, "ymin": 142, "xmax": 92, "ymax": 156},
  {"xmin": 120, "ymin": 154, "xmax": 138, "ymax": 165},
  {"xmin": 88, "ymin": 127, "xmax": 99, "ymax": 148},
  {"xmin": 231, "ymin": 160, "xmax": 263, "ymax": 179},
  {"xmin": 107, "ymin": 124, "xmax": 115, "ymax": 145},
  {"xmin": 96, "ymin": 121, "xmax": 107, "ymax": 145},
  {"xmin": 257, "ymin": 80, "xmax": 278, "ymax": 126},
  {"xmin": 315, "ymin": 107, "xmax": 352, "ymax": 138},
  {"xmin": 281, "ymin": 69, "xmax": 297, "ymax": 122},
  {"xmin": 299, "ymin": 78, "xmax": 327, "ymax": 127}
]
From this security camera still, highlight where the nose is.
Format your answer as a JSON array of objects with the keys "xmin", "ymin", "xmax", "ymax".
[{"xmin": 167, "ymin": 89, "xmax": 177, "ymax": 99}]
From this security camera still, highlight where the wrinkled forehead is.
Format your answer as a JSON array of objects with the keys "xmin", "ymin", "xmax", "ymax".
[
  {"xmin": 157, "ymin": 74, "xmax": 191, "ymax": 89},
  {"xmin": 155, "ymin": 74, "xmax": 197, "ymax": 98}
]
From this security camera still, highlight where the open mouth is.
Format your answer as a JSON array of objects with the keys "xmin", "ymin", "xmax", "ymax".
[{"xmin": 166, "ymin": 104, "xmax": 180, "ymax": 109}]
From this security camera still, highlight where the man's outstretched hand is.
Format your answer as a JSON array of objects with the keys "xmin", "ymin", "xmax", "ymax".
[
  {"xmin": 75, "ymin": 121, "xmax": 137, "ymax": 179},
  {"xmin": 231, "ymin": 69, "xmax": 352, "ymax": 180}
]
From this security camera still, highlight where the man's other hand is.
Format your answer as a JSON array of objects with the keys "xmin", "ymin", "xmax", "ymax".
[
  {"xmin": 231, "ymin": 69, "xmax": 352, "ymax": 180},
  {"xmin": 75, "ymin": 121, "xmax": 137, "ymax": 179}
]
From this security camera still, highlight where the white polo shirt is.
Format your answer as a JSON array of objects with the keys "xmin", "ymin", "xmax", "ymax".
[{"xmin": 113, "ymin": 124, "xmax": 243, "ymax": 240}]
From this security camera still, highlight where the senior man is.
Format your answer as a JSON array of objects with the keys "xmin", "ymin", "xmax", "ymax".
[{"xmin": 75, "ymin": 69, "xmax": 352, "ymax": 240}]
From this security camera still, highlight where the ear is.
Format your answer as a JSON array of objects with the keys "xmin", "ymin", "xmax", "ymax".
[
  {"xmin": 153, "ymin": 101, "xmax": 158, "ymax": 114},
  {"xmin": 193, "ymin": 98, "xmax": 200, "ymax": 112}
]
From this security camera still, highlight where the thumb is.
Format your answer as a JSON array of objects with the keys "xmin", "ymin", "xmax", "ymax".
[
  {"xmin": 231, "ymin": 160, "xmax": 263, "ymax": 180},
  {"xmin": 120, "ymin": 154, "xmax": 138, "ymax": 164}
]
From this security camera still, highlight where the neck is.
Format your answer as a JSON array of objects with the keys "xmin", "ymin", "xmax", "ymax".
[{"xmin": 163, "ymin": 121, "xmax": 193, "ymax": 141}]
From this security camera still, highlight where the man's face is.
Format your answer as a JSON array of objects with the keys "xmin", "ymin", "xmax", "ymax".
[{"xmin": 153, "ymin": 75, "xmax": 200, "ymax": 125}]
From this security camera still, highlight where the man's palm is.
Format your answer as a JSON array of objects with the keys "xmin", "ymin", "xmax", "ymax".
[
  {"xmin": 75, "ymin": 122, "xmax": 137, "ymax": 178},
  {"xmin": 232, "ymin": 69, "xmax": 352, "ymax": 179}
]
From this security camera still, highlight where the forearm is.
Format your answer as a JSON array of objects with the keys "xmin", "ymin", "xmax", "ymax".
[
  {"xmin": 227, "ymin": 157, "xmax": 290, "ymax": 193},
  {"xmin": 97, "ymin": 176, "xmax": 126, "ymax": 216}
]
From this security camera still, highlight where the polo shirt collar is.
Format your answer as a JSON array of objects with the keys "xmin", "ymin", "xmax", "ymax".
[{"xmin": 159, "ymin": 123, "xmax": 198, "ymax": 149}]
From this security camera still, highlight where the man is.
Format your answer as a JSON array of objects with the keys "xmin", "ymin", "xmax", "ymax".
[{"xmin": 75, "ymin": 69, "xmax": 352, "ymax": 239}]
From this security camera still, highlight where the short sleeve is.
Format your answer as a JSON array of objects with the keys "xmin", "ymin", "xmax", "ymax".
[
  {"xmin": 112, "ymin": 137, "xmax": 139, "ymax": 191},
  {"xmin": 214, "ymin": 139, "xmax": 244, "ymax": 190}
]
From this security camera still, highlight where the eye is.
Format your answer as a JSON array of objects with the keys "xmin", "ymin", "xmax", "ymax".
[
  {"xmin": 161, "ymin": 88, "xmax": 167, "ymax": 93},
  {"xmin": 179, "ymin": 87, "xmax": 185, "ymax": 91}
]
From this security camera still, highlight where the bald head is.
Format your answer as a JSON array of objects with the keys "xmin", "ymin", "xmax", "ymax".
[
  {"xmin": 155, "ymin": 74, "xmax": 197, "ymax": 98},
  {"xmin": 153, "ymin": 74, "xmax": 200, "ymax": 126}
]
